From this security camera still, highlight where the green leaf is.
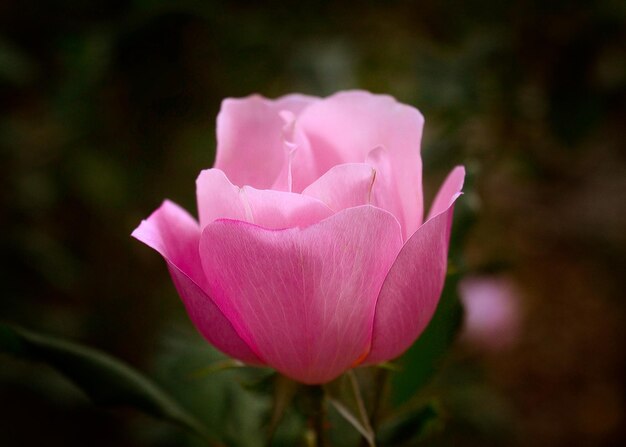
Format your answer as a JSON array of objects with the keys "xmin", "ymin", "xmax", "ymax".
[
  {"xmin": 0, "ymin": 323, "xmax": 214, "ymax": 443},
  {"xmin": 188, "ymin": 358, "xmax": 246, "ymax": 378},
  {"xmin": 390, "ymin": 272, "xmax": 464, "ymax": 406},
  {"xmin": 153, "ymin": 329, "xmax": 274, "ymax": 446}
]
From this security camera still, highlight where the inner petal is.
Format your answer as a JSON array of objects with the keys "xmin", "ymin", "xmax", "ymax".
[
  {"xmin": 196, "ymin": 168, "xmax": 333, "ymax": 230},
  {"xmin": 366, "ymin": 147, "xmax": 408, "ymax": 240},
  {"xmin": 302, "ymin": 163, "xmax": 377, "ymax": 212},
  {"xmin": 297, "ymin": 90, "xmax": 425, "ymax": 236},
  {"xmin": 272, "ymin": 110, "xmax": 320, "ymax": 193},
  {"xmin": 214, "ymin": 94, "xmax": 320, "ymax": 191}
]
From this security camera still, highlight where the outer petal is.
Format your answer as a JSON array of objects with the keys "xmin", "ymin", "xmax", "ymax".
[
  {"xmin": 302, "ymin": 163, "xmax": 376, "ymax": 211},
  {"xmin": 298, "ymin": 90, "xmax": 424, "ymax": 237},
  {"xmin": 131, "ymin": 200, "xmax": 262, "ymax": 364},
  {"xmin": 214, "ymin": 94, "xmax": 319, "ymax": 190},
  {"xmin": 428, "ymin": 166, "xmax": 465, "ymax": 219},
  {"xmin": 199, "ymin": 206, "xmax": 403, "ymax": 384},
  {"xmin": 364, "ymin": 167, "xmax": 465, "ymax": 364},
  {"xmin": 196, "ymin": 169, "xmax": 333, "ymax": 229}
]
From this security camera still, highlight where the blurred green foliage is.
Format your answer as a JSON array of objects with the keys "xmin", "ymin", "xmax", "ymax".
[
  {"xmin": 0, "ymin": 324, "xmax": 212, "ymax": 442},
  {"xmin": 1, "ymin": 1, "xmax": 624, "ymax": 446}
]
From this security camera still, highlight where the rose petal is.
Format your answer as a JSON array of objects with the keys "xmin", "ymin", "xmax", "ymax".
[
  {"xmin": 428, "ymin": 166, "xmax": 466, "ymax": 219},
  {"xmin": 364, "ymin": 167, "xmax": 465, "ymax": 364},
  {"xmin": 242, "ymin": 186, "xmax": 333, "ymax": 229},
  {"xmin": 302, "ymin": 163, "xmax": 376, "ymax": 211},
  {"xmin": 214, "ymin": 94, "xmax": 319, "ymax": 190},
  {"xmin": 272, "ymin": 110, "xmax": 320, "ymax": 193},
  {"xmin": 132, "ymin": 200, "xmax": 205, "ymax": 284},
  {"xmin": 366, "ymin": 147, "xmax": 406, "ymax": 238},
  {"xmin": 196, "ymin": 169, "xmax": 333, "ymax": 229},
  {"xmin": 166, "ymin": 265, "xmax": 265, "ymax": 365},
  {"xmin": 196, "ymin": 169, "xmax": 247, "ymax": 228},
  {"xmin": 298, "ymin": 90, "xmax": 425, "ymax": 237},
  {"xmin": 199, "ymin": 206, "xmax": 403, "ymax": 383},
  {"xmin": 131, "ymin": 200, "xmax": 262, "ymax": 364},
  {"xmin": 273, "ymin": 93, "xmax": 320, "ymax": 116}
]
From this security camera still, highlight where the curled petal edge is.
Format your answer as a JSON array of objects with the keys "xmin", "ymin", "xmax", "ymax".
[{"xmin": 132, "ymin": 200, "xmax": 263, "ymax": 365}]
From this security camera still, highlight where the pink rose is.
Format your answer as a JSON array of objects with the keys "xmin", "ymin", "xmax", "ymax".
[{"xmin": 133, "ymin": 91, "xmax": 464, "ymax": 384}]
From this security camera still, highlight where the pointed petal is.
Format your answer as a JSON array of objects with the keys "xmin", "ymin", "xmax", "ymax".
[
  {"xmin": 428, "ymin": 166, "xmax": 466, "ymax": 220},
  {"xmin": 302, "ymin": 163, "xmax": 376, "ymax": 211},
  {"xmin": 214, "ymin": 94, "xmax": 319, "ymax": 190},
  {"xmin": 132, "ymin": 200, "xmax": 262, "ymax": 364},
  {"xmin": 364, "ymin": 168, "xmax": 465, "ymax": 364},
  {"xmin": 298, "ymin": 90, "xmax": 425, "ymax": 235},
  {"xmin": 196, "ymin": 169, "xmax": 333, "ymax": 230},
  {"xmin": 199, "ymin": 206, "xmax": 403, "ymax": 384},
  {"xmin": 132, "ymin": 200, "xmax": 205, "ymax": 283}
]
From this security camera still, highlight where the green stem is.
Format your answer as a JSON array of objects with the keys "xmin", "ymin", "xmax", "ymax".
[
  {"xmin": 359, "ymin": 368, "xmax": 389, "ymax": 447},
  {"xmin": 306, "ymin": 385, "xmax": 327, "ymax": 447},
  {"xmin": 347, "ymin": 371, "xmax": 376, "ymax": 447},
  {"xmin": 369, "ymin": 367, "xmax": 390, "ymax": 432}
]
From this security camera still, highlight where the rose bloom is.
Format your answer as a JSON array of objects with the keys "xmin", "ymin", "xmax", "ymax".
[{"xmin": 133, "ymin": 91, "xmax": 464, "ymax": 384}]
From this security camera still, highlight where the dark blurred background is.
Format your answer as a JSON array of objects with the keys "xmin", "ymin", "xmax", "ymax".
[{"xmin": 1, "ymin": 1, "xmax": 625, "ymax": 446}]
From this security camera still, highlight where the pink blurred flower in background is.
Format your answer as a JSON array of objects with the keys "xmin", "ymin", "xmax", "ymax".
[
  {"xmin": 133, "ymin": 91, "xmax": 464, "ymax": 384},
  {"xmin": 459, "ymin": 276, "xmax": 523, "ymax": 351}
]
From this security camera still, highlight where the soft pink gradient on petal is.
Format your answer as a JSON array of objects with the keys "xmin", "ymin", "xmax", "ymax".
[
  {"xmin": 196, "ymin": 168, "xmax": 333, "ymax": 230},
  {"xmin": 214, "ymin": 94, "xmax": 319, "ymax": 190},
  {"xmin": 366, "ymin": 147, "xmax": 407, "ymax": 239},
  {"xmin": 196, "ymin": 169, "xmax": 247, "ymax": 228},
  {"xmin": 364, "ymin": 167, "xmax": 465, "ymax": 364},
  {"xmin": 271, "ymin": 111, "xmax": 298, "ymax": 193},
  {"xmin": 199, "ymin": 206, "xmax": 403, "ymax": 384},
  {"xmin": 132, "ymin": 200, "xmax": 205, "ymax": 284},
  {"xmin": 131, "ymin": 200, "xmax": 262, "ymax": 364},
  {"xmin": 241, "ymin": 186, "xmax": 333, "ymax": 229},
  {"xmin": 298, "ymin": 90, "xmax": 424, "ymax": 237},
  {"xmin": 302, "ymin": 163, "xmax": 376, "ymax": 211},
  {"xmin": 273, "ymin": 93, "xmax": 320, "ymax": 115},
  {"xmin": 166, "ymin": 265, "xmax": 264, "ymax": 365},
  {"xmin": 273, "ymin": 110, "xmax": 320, "ymax": 193}
]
